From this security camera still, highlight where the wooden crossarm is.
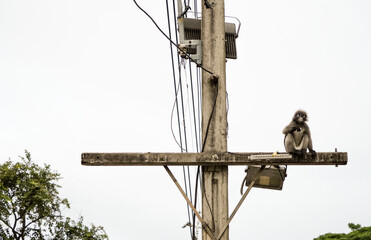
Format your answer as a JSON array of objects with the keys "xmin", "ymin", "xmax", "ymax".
[{"xmin": 81, "ymin": 152, "xmax": 347, "ymax": 166}]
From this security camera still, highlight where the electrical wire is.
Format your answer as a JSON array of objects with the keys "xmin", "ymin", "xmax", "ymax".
[
  {"xmin": 133, "ymin": 0, "xmax": 214, "ymax": 75},
  {"xmin": 181, "ymin": 62, "xmax": 200, "ymax": 239},
  {"xmin": 170, "ymin": 5, "xmax": 193, "ymax": 231},
  {"xmin": 166, "ymin": 1, "xmax": 194, "ymax": 238},
  {"xmin": 188, "ymin": 61, "xmax": 200, "ymax": 153},
  {"xmin": 170, "ymin": 78, "xmax": 187, "ymax": 152},
  {"xmin": 179, "ymin": 52, "xmax": 195, "ymax": 238},
  {"xmin": 201, "ymin": 80, "xmax": 219, "ymax": 153},
  {"xmin": 149, "ymin": 0, "xmax": 218, "ymax": 238},
  {"xmin": 191, "ymin": 77, "xmax": 219, "ymax": 235},
  {"xmin": 192, "ymin": 63, "xmax": 202, "ymax": 240},
  {"xmin": 167, "ymin": 0, "xmax": 185, "ymax": 153},
  {"xmin": 197, "ymin": 67, "xmax": 202, "ymax": 152},
  {"xmin": 171, "ymin": 0, "xmax": 188, "ymax": 155}
]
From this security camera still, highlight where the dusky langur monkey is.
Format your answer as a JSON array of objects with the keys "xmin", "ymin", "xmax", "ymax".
[{"xmin": 283, "ymin": 110, "xmax": 316, "ymax": 157}]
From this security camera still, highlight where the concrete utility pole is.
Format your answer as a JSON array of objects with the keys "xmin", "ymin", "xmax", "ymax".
[
  {"xmin": 201, "ymin": 0, "xmax": 228, "ymax": 239},
  {"xmin": 81, "ymin": 0, "xmax": 348, "ymax": 239}
]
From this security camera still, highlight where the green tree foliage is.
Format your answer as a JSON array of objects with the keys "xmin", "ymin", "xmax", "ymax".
[
  {"xmin": 52, "ymin": 217, "xmax": 107, "ymax": 240},
  {"xmin": 314, "ymin": 223, "xmax": 371, "ymax": 240},
  {"xmin": 0, "ymin": 151, "xmax": 108, "ymax": 240}
]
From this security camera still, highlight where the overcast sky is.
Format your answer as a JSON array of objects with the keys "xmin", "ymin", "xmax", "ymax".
[{"xmin": 1, "ymin": 0, "xmax": 371, "ymax": 239}]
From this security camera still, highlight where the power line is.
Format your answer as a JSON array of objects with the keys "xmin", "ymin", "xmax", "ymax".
[
  {"xmin": 167, "ymin": 0, "xmax": 196, "ymax": 238},
  {"xmin": 166, "ymin": 0, "xmax": 185, "ymax": 153},
  {"xmin": 135, "ymin": 1, "xmax": 211, "ymax": 238},
  {"xmin": 188, "ymin": 61, "xmax": 200, "ymax": 153},
  {"xmin": 133, "ymin": 0, "xmax": 214, "ymax": 75}
]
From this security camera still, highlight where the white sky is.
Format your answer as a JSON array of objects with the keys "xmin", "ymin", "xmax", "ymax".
[{"xmin": 1, "ymin": 0, "xmax": 371, "ymax": 239}]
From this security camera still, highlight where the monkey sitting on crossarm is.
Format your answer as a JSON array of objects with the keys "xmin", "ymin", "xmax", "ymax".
[{"xmin": 283, "ymin": 110, "xmax": 316, "ymax": 157}]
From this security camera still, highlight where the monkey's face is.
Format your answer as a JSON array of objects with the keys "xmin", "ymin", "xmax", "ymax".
[{"xmin": 293, "ymin": 110, "xmax": 307, "ymax": 123}]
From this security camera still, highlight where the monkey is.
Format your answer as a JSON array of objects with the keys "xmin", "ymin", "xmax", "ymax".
[{"xmin": 283, "ymin": 110, "xmax": 316, "ymax": 157}]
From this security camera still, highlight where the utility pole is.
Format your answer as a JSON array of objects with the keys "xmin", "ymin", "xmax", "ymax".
[
  {"xmin": 201, "ymin": 0, "xmax": 228, "ymax": 239},
  {"xmin": 81, "ymin": 1, "xmax": 348, "ymax": 239}
]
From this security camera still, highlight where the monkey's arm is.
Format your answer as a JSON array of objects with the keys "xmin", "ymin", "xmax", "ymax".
[
  {"xmin": 307, "ymin": 129, "xmax": 315, "ymax": 151},
  {"xmin": 308, "ymin": 138, "xmax": 314, "ymax": 151},
  {"xmin": 305, "ymin": 123, "xmax": 315, "ymax": 154},
  {"xmin": 282, "ymin": 121, "xmax": 298, "ymax": 134},
  {"xmin": 303, "ymin": 122, "xmax": 311, "ymax": 137},
  {"xmin": 308, "ymin": 138, "xmax": 316, "ymax": 156}
]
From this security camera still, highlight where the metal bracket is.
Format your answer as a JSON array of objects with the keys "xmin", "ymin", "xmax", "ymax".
[
  {"xmin": 178, "ymin": 40, "xmax": 202, "ymax": 64},
  {"xmin": 164, "ymin": 166, "xmax": 217, "ymax": 240}
]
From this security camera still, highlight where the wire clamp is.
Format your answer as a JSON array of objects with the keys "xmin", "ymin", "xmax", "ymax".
[
  {"xmin": 210, "ymin": 75, "xmax": 219, "ymax": 85},
  {"xmin": 204, "ymin": 0, "xmax": 216, "ymax": 9}
]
